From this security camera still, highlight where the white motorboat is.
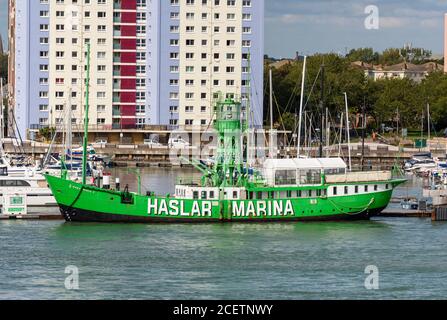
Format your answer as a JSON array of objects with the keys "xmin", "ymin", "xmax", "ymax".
[{"xmin": 0, "ymin": 166, "xmax": 58, "ymax": 215}]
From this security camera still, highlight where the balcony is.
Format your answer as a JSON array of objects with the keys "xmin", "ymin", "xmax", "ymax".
[
  {"xmin": 113, "ymin": 43, "xmax": 121, "ymax": 50},
  {"xmin": 113, "ymin": 70, "xmax": 121, "ymax": 76},
  {"xmin": 113, "ymin": 17, "xmax": 121, "ymax": 23},
  {"xmin": 113, "ymin": 30, "xmax": 121, "ymax": 37},
  {"xmin": 112, "ymin": 108, "xmax": 121, "ymax": 116},
  {"xmin": 113, "ymin": 96, "xmax": 120, "ymax": 103}
]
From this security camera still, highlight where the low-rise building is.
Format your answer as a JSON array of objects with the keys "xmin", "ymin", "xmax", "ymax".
[{"xmin": 352, "ymin": 61, "xmax": 444, "ymax": 83}]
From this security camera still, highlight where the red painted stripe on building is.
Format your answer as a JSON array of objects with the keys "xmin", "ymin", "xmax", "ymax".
[
  {"xmin": 120, "ymin": 51, "xmax": 136, "ymax": 64},
  {"xmin": 121, "ymin": 11, "xmax": 137, "ymax": 24},
  {"xmin": 120, "ymin": 38, "xmax": 136, "ymax": 50},
  {"xmin": 120, "ymin": 64, "xmax": 136, "ymax": 77},
  {"xmin": 121, "ymin": 25, "xmax": 136, "ymax": 37},
  {"xmin": 120, "ymin": 78, "xmax": 136, "ymax": 90},
  {"xmin": 121, "ymin": 0, "xmax": 136, "ymax": 10}
]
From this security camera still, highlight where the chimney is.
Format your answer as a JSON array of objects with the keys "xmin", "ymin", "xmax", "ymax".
[{"xmin": 444, "ymin": 14, "xmax": 447, "ymax": 73}]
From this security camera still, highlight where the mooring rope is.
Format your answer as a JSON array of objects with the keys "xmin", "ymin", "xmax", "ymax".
[{"xmin": 327, "ymin": 197, "xmax": 375, "ymax": 216}]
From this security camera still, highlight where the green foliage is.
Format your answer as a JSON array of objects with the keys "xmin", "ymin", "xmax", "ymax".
[
  {"xmin": 265, "ymin": 49, "xmax": 447, "ymax": 132},
  {"xmin": 38, "ymin": 127, "xmax": 56, "ymax": 141}
]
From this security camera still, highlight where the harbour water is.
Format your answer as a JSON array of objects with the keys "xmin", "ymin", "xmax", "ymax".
[{"xmin": 1, "ymin": 169, "xmax": 447, "ymax": 300}]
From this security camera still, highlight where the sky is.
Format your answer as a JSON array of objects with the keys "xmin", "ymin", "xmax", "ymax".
[{"xmin": 0, "ymin": 0, "xmax": 445, "ymax": 57}]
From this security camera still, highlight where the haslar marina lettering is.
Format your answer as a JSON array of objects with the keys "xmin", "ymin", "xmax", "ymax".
[{"xmin": 147, "ymin": 198, "xmax": 295, "ymax": 217}]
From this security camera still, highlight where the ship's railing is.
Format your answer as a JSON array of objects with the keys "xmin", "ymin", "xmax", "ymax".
[{"xmin": 325, "ymin": 171, "xmax": 392, "ymax": 183}]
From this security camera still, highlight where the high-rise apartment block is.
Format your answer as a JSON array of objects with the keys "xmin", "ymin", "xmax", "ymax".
[{"xmin": 10, "ymin": 0, "xmax": 264, "ymax": 139}]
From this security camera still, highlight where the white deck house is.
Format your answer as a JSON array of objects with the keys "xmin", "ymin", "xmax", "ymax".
[{"xmin": 263, "ymin": 158, "xmax": 347, "ymax": 186}]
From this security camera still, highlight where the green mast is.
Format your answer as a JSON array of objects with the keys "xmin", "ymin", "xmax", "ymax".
[{"xmin": 82, "ymin": 44, "xmax": 91, "ymax": 185}]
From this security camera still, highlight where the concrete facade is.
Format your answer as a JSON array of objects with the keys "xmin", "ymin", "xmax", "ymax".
[{"xmin": 10, "ymin": 0, "xmax": 264, "ymax": 139}]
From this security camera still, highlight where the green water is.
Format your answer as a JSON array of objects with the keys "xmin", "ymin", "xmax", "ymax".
[
  {"xmin": 1, "ymin": 218, "xmax": 447, "ymax": 299},
  {"xmin": 1, "ymin": 170, "xmax": 446, "ymax": 299}
]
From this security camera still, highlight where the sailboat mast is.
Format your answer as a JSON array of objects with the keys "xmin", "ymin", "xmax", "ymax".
[
  {"xmin": 427, "ymin": 102, "xmax": 430, "ymax": 141},
  {"xmin": 82, "ymin": 44, "xmax": 91, "ymax": 185},
  {"xmin": 344, "ymin": 92, "xmax": 352, "ymax": 171},
  {"xmin": 0, "ymin": 79, "xmax": 4, "ymax": 143},
  {"xmin": 269, "ymin": 67, "xmax": 274, "ymax": 158},
  {"xmin": 297, "ymin": 56, "xmax": 307, "ymax": 157},
  {"xmin": 246, "ymin": 51, "xmax": 251, "ymax": 166},
  {"xmin": 319, "ymin": 65, "xmax": 325, "ymax": 158}
]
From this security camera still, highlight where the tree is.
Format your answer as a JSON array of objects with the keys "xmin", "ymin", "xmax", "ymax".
[{"xmin": 346, "ymin": 48, "xmax": 379, "ymax": 64}]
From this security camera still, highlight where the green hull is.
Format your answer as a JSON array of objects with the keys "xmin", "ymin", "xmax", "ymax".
[{"xmin": 45, "ymin": 175, "xmax": 404, "ymax": 223}]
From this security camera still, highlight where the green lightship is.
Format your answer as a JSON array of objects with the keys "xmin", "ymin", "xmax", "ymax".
[{"xmin": 45, "ymin": 46, "xmax": 405, "ymax": 223}]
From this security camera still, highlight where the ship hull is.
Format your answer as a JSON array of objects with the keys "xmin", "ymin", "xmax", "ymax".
[
  {"xmin": 46, "ymin": 175, "xmax": 401, "ymax": 223},
  {"xmin": 58, "ymin": 204, "xmax": 382, "ymax": 223}
]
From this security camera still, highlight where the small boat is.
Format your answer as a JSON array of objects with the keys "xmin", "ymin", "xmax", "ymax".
[{"xmin": 0, "ymin": 165, "xmax": 57, "ymax": 215}]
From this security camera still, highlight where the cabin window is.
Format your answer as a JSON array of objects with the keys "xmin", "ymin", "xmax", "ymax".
[
  {"xmin": 257, "ymin": 192, "xmax": 262, "ymax": 199},
  {"xmin": 344, "ymin": 186, "xmax": 348, "ymax": 195},
  {"xmin": 322, "ymin": 189, "xmax": 327, "ymax": 196},
  {"xmin": 296, "ymin": 190, "xmax": 302, "ymax": 197},
  {"xmin": 275, "ymin": 170, "xmax": 296, "ymax": 185},
  {"xmin": 355, "ymin": 186, "xmax": 359, "ymax": 193},
  {"xmin": 333, "ymin": 187, "xmax": 337, "ymax": 195},
  {"xmin": 193, "ymin": 191, "xmax": 199, "ymax": 199},
  {"xmin": 309, "ymin": 190, "xmax": 314, "ymax": 198},
  {"xmin": 268, "ymin": 191, "xmax": 274, "ymax": 199},
  {"xmin": 201, "ymin": 191, "xmax": 207, "ymax": 199},
  {"xmin": 316, "ymin": 189, "xmax": 321, "ymax": 197},
  {"xmin": 364, "ymin": 185, "xmax": 368, "ymax": 192},
  {"xmin": 287, "ymin": 190, "xmax": 292, "ymax": 198},
  {"xmin": 324, "ymin": 168, "xmax": 346, "ymax": 175},
  {"xmin": 374, "ymin": 185, "xmax": 378, "ymax": 191},
  {"xmin": 209, "ymin": 191, "xmax": 215, "ymax": 199},
  {"xmin": 386, "ymin": 184, "xmax": 389, "ymax": 190},
  {"xmin": 233, "ymin": 191, "xmax": 238, "ymax": 199},
  {"xmin": 0, "ymin": 180, "xmax": 32, "ymax": 187},
  {"xmin": 298, "ymin": 170, "xmax": 321, "ymax": 185}
]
